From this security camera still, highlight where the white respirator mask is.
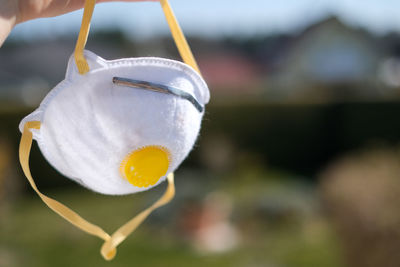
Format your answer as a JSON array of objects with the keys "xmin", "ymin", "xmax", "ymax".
[{"xmin": 18, "ymin": 0, "xmax": 209, "ymax": 260}]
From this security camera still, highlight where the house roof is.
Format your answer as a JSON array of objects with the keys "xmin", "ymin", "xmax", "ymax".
[{"xmin": 198, "ymin": 51, "xmax": 262, "ymax": 93}]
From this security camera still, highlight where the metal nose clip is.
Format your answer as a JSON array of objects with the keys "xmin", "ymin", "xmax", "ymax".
[{"xmin": 112, "ymin": 77, "xmax": 204, "ymax": 113}]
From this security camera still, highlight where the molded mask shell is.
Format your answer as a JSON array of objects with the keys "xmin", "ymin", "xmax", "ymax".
[{"xmin": 19, "ymin": 50, "xmax": 209, "ymax": 195}]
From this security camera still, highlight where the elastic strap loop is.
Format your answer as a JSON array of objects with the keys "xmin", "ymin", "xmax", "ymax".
[
  {"xmin": 19, "ymin": 121, "xmax": 175, "ymax": 260},
  {"xmin": 74, "ymin": 0, "xmax": 200, "ymax": 75},
  {"xmin": 159, "ymin": 0, "xmax": 200, "ymax": 73},
  {"xmin": 74, "ymin": 0, "xmax": 96, "ymax": 74}
]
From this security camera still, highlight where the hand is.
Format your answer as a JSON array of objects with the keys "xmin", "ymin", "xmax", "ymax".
[{"xmin": 0, "ymin": 0, "xmax": 156, "ymax": 46}]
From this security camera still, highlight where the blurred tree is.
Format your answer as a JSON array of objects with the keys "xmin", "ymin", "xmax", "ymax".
[{"xmin": 320, "ymin": 148, "xmax": 400, "ymax": 267}]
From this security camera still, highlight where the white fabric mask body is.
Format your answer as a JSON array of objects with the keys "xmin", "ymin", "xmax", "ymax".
[{"xmin": 19, "ymin": 50, "xmax": 210, "ymax": 195}]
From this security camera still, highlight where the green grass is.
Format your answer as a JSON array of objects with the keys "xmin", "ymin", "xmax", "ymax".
[{"xmin": 0, "ymin": 172, "xmax": 344, "ymax": 267}]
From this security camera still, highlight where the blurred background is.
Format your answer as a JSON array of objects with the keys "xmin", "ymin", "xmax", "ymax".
[{"xmin": 1, "ymin": 0, "xmax": 400, "ymax": 266}]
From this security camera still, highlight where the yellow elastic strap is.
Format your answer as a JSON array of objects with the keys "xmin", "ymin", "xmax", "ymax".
[
  {"xmin": 159, "ymin": 0, "xmax": 200, "ymax": 73},
  {"xmin": 74, "ymin": 0, "xmax": 200, "ymax": 74},
  {"xmin": 100, "ymin": 172, "xmax": 175, "ymax": 258},
  {"xmin": 19, "ymin": 121, "xmax": 175, "ymax": 260},
  {"xmin": 74, "ymin": 0, "xmax": 96, "ymax": 75}
]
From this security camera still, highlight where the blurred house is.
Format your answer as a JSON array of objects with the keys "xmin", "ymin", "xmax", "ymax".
[
  {"xmin": 267, "ymin": 16, "xmax": 383, "ymax": 102},
  {"xmin": 0, "ymin": 32, "xmax": 134, "ymax": 110}
]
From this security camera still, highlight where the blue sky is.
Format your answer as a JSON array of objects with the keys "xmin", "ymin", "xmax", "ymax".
[{"xmin": 8, "ymin": 0, "xmax": 400, "ymax": 41}]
